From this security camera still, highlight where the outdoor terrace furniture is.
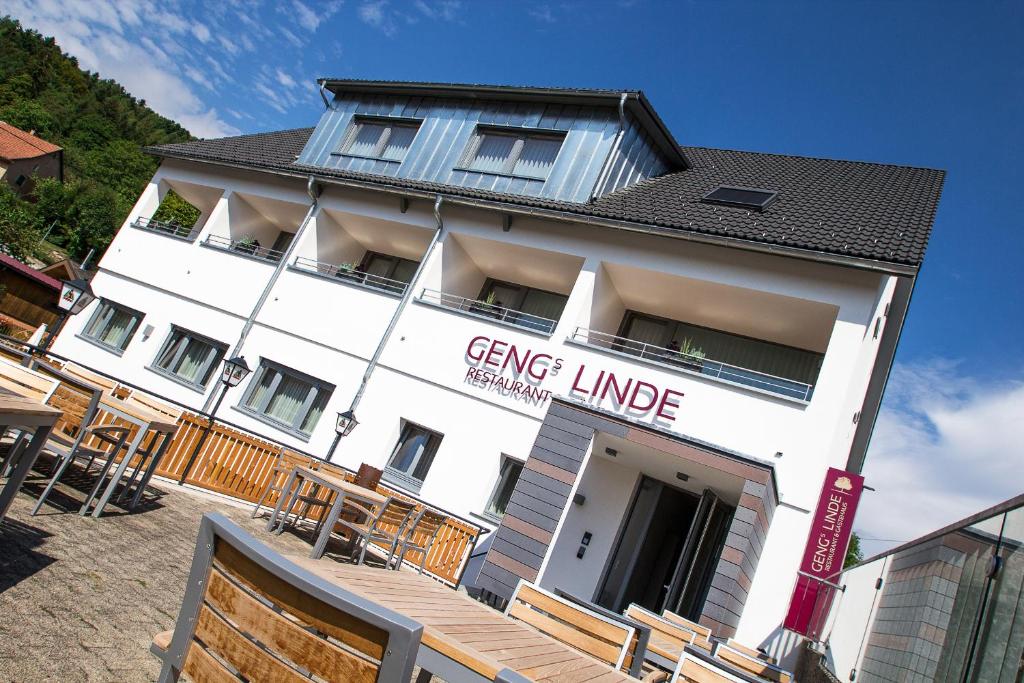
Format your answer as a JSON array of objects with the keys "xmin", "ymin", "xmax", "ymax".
[
  {"xmin": 720, "ymin": 638, "xmax": 777, "ymax": 665},
  {"xmin": 625, "ymin": 604, "xmax": 697, "ymax": 674},
  {"xmin": 554, "ymin": 588, "xmax": 652, "ymax": 679},
  {"xmin": 504, "ymin": 580, "xmax": 646, "ymax": 677},
  {"xmin": 0, "ymin": 358, "xmax": 60, "ymax": 475},
  {"xmin": 0, "ymin": 389, "xmax": 61, "ymax": 522},
  {"xmin": 32, "ymin": 424, "xmax": 133, "ymax": 516},
  {"xmin": 151, "ymin": 512, "xmax": 423, "ymax": 683},
  {"xmin": 335, "ymin": 495, "xmax": 418, "ymax": 567},
  {"xmin": 250, "ymin": 448, "xmax": 316, "ymax": 521},
  {"xmin": 286, "ymin": 555, "xmax": 630, "ymax": 682},
  {"xmin": 662, "ymin": 609, "xmax": 716, "ymax": 654},
  {"xmin": 708, "ymin": 644, "xmax": 792, "ymax": 683},
  {"xmin": 670, "ymin": 652, "xmax": 751, "ymax": 683},
  {"xmin": 394, "ymin": 507, "xmax": 447, "ymax": 574}
]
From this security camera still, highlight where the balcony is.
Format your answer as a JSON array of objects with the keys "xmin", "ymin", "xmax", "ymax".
[
  {"xmin": 569, "ymin": 327, "xmax": 816, "ymax": 402},
  {"xmin": 291, "ymin": 256, "xmax": 410, "ymax": 296},
  {"xmin": 418, "ymin": 288, "xmax": 559, "ymax": 335},
  {"xmin": 130, "ymin": 217, "xmax": 198, "ymax": 242},
  {"xmin": 203, "ymin": 234, "xmax": 287, "ymax": 264}
]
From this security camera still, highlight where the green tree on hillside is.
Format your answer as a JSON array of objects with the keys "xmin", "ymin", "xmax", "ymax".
[{"xmin": 0, "ymin": 16, "xmax": 193, "ymax": 261}]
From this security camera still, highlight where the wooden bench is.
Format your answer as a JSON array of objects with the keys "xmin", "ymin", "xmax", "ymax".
[
  {"xmin": 506, "ymin": 581, "xmax": 641, "ymax": 675},
  {"xmin": 662, "ymin": 610, "xmax": 715, "ymax": 653},
  {"xmin": 151, "ymin": 512, "xmax": 423, "ymax": 682},
  {"xmin": 720, "ymin": 638, "xmax": 777, "ymax": 665},
  {"xmin": 713, "ymin": 644, "xmax": 792, "ymax": 683},
  {"xmin": 0, "ymin": 357, "xmax": 60, "ymax": 404},
  {"xmin": 625, "ymin": 604, "xmax": 696, "ymax": 673}
]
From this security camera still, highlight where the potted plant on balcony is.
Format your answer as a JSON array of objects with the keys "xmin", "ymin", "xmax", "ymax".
[
  {"xmin": 235, "ymin": 235, "xmax": 260, "ymax": 256},
  {"xmin": 671, "ymin": 338, "xmax": 706, "ymax": 372}
]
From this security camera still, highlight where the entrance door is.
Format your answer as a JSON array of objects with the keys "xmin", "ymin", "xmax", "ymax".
[{"xmin": 597, "ymin": 477, "xmax": 734, "ymax": 618}]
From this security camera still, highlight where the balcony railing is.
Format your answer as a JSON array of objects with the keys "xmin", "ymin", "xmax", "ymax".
[
  {"xmin": 131, "ymin": 217, "xmax": 197, "ymax": 241},
  {"xmin": 419, "ymin": 288, "xmax": 559, "ymax": 335},
  {"xmin": 570, "ymin": 327, "xmax": 814, "ymax": 402},
  {"xmin": 292, "ymin": 256, "xmax": 409, "ymax": 296},
  {"xmin": 202, "ymin": 234, "xmax": 286, "ymax": 263}
]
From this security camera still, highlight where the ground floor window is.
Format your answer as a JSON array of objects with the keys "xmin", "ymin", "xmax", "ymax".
[
  {"xmin": 80, "ymin": 299, "xmax": 144, "ymax": 353},
  {"xmin": 151, "ymin": 327, "xmax": 227, "ymax": 389},
  {"xmin": 239, "ymin": 360, "xmax": 333, "ymax": 438},
  {"xmin": 484, "ymin": 456, "xmax": 524, "ymax": 521},
  {"xmin": 384, "ymin": 422, "xmax": 442, "ymax": 493}
]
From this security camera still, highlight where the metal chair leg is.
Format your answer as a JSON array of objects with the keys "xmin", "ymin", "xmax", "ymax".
[{"xmin": 31, "ymin": 449, "xmax": 76, "ymax": 515}]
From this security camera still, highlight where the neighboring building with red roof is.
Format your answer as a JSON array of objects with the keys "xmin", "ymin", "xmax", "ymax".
[
  {"xmin": 0, "ymin": 253, "xmax": 63, "ymax": 342},
  {"xmin": 0, "ymin": 121, "xmax": 63, "ymax": 198}
]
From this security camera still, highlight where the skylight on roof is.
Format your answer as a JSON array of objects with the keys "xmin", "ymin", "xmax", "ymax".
[{"xmin": 702, "ymin": 186, "xmax": 778, "ymax": 211}]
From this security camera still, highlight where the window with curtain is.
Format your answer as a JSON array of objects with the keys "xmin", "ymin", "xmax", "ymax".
[
  {"xmin": 338, "ymin": 117, "xmax": 421, "ymax": 163},
  {"xmin": 151, "ymin": 327, "xmax": 227, "ymax": 388},
  {"xmin": 462, "ymin": 127, "xmax": 564, "ymax": 180},
  {"xmin": 81, "ymin": 300, "xmax": 143, "ymax": 353},
  {"xmin": 240, "ymin": 360, "xmax": 333, "ymax": 437},
  {"xmin": 475, "ymin": 279, "xmax": 568, "ymax": 334},
  {"xmin": 385, "ymin": 422, "xmax": 443, "ymax": 491},
  {"xmin": 484, "ymin": 456, "xmax": 524, "ymax": 520}
]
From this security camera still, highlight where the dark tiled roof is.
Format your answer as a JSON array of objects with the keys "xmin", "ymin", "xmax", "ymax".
[{"xmin": 148, "ymin": 128, "xmax": 944, "ymax": 269}]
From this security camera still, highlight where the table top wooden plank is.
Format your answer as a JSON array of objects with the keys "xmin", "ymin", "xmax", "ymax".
[
  {"xmin": 285, "ymin": 557, "xmax": 632, "ymax": 682},
  {"xmin": 99, "ymin": 390, "xmax": 179, "ymax": 431},
  {"xmin": 293, "ymin": 466, "xmax": 388, "ymax": 504},
  {"xmin": 0, "ymin": 393, "xmax": 62, "ymax": 418}
]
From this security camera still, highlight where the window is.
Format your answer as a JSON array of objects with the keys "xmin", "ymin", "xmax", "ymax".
[
  {"xmin": 473, "ymin": 279, "xmax": 568, "ymax": 334},
  {"xmin": 360, "ymin": 251, "xmax": 419, "ymax": 284},
  {"xmin": 701, "ymin": 186, "xmax": 778, "ymax": 211},
  {"xmin": 384, "ymin": 422, "xmax": 443, "ymax": 492},
  {"xmin": 240, "ymin": 360, "xmax": 333, "ymax": 437},
  {"xmin": 270, "ymin": 231, "xmax": 295, "ymax": 255},
  {"xmin": 484, "ymin": 456, "xmax": 524, "ymax": 521},
  {"xmin": 462, "ymin": 127, "xmax": 564, "ymax": 180},
  {"xmin": 151, "ymin": 327, "xmax": 227, "ymax": 389},
  {"xmin": 81, "ymin": 300, "xmax": 143, "ymax": 353},
  {"xmin": 338, "ymin": 117, "xmax": 421, "ymax": 163},
  {"xmin": 14, "ymin": 174, "xmax": 27, "ymax": 187}
]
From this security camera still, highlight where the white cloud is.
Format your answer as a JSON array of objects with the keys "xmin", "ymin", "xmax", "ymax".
[
  {"xmin": 414, "ymin": 0, "xmax": 462, "ymax": 21},
  {"xmin": 291, "ymin": 0, "xmax": 344, "ymax": 31},
  {"xmin": 279, "ymin": 26, "xmax": 306, "ymax": 48},
  {"xmin": 4, "ymin": 1, "xmax": 239, "ymax": 138},
  {"xmin": 359, "ymin": 0, "xmax": 396, "ymax": 36},
  {"xmin": 191, "ymin": 22, "xmax": 212, "ymax": 43},
  {"xmin": 855, "ymin": 359, "xmax": 1024, "ymax": 557},
  {"xmin": 528, "ymin": 4, "xmax": 556, "ymax": 23}
]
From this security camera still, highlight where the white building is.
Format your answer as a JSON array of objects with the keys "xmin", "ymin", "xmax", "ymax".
[{"xmin": 52, "ymin": 80, "xmax": 944, "ymax": 654}]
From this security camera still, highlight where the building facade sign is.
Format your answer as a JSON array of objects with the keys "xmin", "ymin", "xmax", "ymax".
[
  {"xmin": 784, "ymin": 466, "xmax": 865, "ymax": 638},
  {"xmin": 463, "ymin": 333, "xmax": 685, "ymax": 423}
]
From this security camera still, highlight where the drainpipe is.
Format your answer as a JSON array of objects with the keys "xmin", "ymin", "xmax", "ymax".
[
  {"xmin": 343, "ymin": 194, "xmax": 445, "ymax": 419},
  {"xmin": 590, "ymin": 92, "xmax": 629, "ymax": 201},
  {"xmin": 203, "ymin": 176, "xmax": 321, "ymax": 412}
]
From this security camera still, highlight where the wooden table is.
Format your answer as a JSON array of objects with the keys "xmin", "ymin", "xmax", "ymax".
[
  {"xmin": 286, "ymin": 558, "xmax": 633, "ymax": 682},
  {"xmin": 267, "ymin": 465, "xmax": 388, "ymax": 559},
  {"xmin": 0, "ymin": 393, "xmax": 62, "ymax": 522},
  {"xmin": 84, "ymin": 391, "xmax": 179, "ymax": 518}
]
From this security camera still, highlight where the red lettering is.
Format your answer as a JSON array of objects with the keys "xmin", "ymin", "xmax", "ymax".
[
  {"xmin": 600, "ymin": 373, "xmax": 632, "ymax": 406},
  {"xmin": 628, "ymin": 381, "xmax": 658, "ymax": 411},
  {"xmin": 570, "ymin": 365, "xmax": 588, "ymax": 395},
  {"xmin": 656, "ymin": 389, "xmax": 684, "ymax": 421},
  {"xmin": 484, "ymin": 340, "xmax": 508, "ymax": 368},
  {"xmin": 467, "ymin": 335, "xmax": 489, "ymax": 362},
  {"xmin": 505, "ymin": 344, "xmax": 529, "ymax": 375},
  {"xmin": 591, "ymin": 370, "xmax": 605, "ymax": 396},
  {"xmin": 528, "ymin": 353, "xmax": 553, "ymax": 381}
]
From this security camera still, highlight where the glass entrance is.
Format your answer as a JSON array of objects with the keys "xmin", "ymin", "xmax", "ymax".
[{"xmin": 597, "ymin": 476, "xmax": 734, "ymax": 617}]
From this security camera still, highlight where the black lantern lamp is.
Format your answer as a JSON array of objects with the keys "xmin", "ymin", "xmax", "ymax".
[
  {"xmin": 221, "ymin": 356, "xmax": 251, "ymax": 387},
  {"xmin": 328, "ymin": 408, "xmax": 358, "ymax": 460},
  {"xmin": 58, "ymin": 278, "xmax": 96, "ymax": 315}
]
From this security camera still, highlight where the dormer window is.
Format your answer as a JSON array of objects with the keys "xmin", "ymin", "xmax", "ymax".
[
  {"xmin": 338, "ymin": 116, "xmax": 421, "ymax": 163},
  {"xmin": 460, "ymin": 126, "xmax": 565, "ymax": 180}
]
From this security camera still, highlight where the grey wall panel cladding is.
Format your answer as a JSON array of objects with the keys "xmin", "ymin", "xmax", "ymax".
[
  {"xmin": 596, "ymin": 113, "xmax": 671, "ymax": 198},
  {"xmin": 298, "ymin": 94, "xmax": 630, "ymax": 203},
  {"xmin": 477, "ymin": 403, "xmax": 603, "ymax": 600}
]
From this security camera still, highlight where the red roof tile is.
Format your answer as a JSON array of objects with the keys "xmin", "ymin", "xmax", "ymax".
[
  {"xmin": 0, "ymin": 253, "xmax": 62, "ymax": 290},
  {"xmin": 0, "ymin": 121, "xmax": 62, "ymax": 162}
]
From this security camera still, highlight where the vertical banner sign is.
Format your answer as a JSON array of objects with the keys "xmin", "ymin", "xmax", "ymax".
[{"xmin": 784, "ymin": 467, "xmax": 864, "ymax": 638}]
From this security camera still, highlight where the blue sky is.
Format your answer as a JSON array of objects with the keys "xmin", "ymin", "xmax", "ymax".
[{"xmin": 6, "ymin": 0, "xmax": 1022, "ymax": 552}]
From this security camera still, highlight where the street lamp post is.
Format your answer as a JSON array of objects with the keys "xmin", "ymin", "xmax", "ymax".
[
  {"xmin": 328, "ymin": 409, "xmax": 358, "ymax": 461},
  {"xmin": 43, "ymin": 278, "xmax": 95, "ymax": 351},
  {"xmin": 178, "ymin": 356, "xmax": 251, "ymax": 484}
]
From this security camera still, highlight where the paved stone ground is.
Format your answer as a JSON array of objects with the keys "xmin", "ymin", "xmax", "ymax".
[{"xmin": 0, "ymin": 458, "xmax": 402, "ymax": 682}]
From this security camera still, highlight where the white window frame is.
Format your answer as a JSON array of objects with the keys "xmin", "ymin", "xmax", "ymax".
[
  {"xmin": 78, "ymin": 299, "xmax": 144, "ymax": 355},
  {"xmin": 459, "ymin": 126, "xmax": 566, "ymax": 180},
  {"xmin": 483, "ymin": 454, "xmax": 525, "ymax": 522},
  {"xmin": 237, "ymin": 359, "xmax": 334, "ymax": 439},
  {"xmin": 149, "ymin": 326, "xmax": 227, "ymax": 390},
  {"xmin": 337, "ymin": 116, "xmax": 422, "ymax": 163}
]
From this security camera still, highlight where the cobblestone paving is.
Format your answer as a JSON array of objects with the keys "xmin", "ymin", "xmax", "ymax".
[{"xmin": 0, "ymin": 463, "xmax": 389, "ymax": 682}]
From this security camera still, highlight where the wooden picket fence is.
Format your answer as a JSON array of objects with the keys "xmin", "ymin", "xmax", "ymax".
[{"xmin": 152, "ymin": 412, "xmax": 481, "ymax": 587}]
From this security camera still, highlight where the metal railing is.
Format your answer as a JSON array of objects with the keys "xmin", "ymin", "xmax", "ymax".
[
  {"xmin": 419, "ymin": 288, "xmax": 559, "ymax": 335},
  {"xmin": 203, "ymin": 234, "xmax": 286, "ymax": 263},
  {"xmin": 292, "ymin": 256, "xmax": 409, "ymax": 295},
  {"xmin": 131, "ymin": 217, "xmax": 197, "ymax": 240},
  {"xmin": 570, "ymin": 327, "xmax": 815, "ymax": 401}
]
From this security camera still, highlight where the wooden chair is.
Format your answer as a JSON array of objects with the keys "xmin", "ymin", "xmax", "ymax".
[
  {"xmin": 334, "ymin": 497, "xmax": 417, "ymax": 566},
  {"xmin": 151, "ymin": 512, "xmax": 423, "ymax": 683},
  {"xmin": 393, "ymin": 508, "xmax": 447, "ymax": 573},
  {"xmin": 251, "ymin": 449, "xmax": 315, "ymax": 520},
  {"xmin": 713, "ymin": 643, "xmax": 792, "ymax": 683},
  {"xmin": 505, "ymin": 581, "xmax": 641, "ymax": 675},
  {"xmin": 662, "ymin": 609, "xmax": 715, "ymax": 653},
  {"xmin": 0, "ymin": 358, "xmax": 62, "ymax": 475},
  {"xmin": 625, "ymin": 604, "xmax": 697, "ymax": 674},
  {"xmin": 123, "ymin": 390, "xmax": 183, "ymax": 422},
  {"xmin": 554, "ymin": 588, "xmax": 651, "ymax": 679},
  {"xmin": 670, "ymin": 653, "xmax": 749, "ymax": 683},
  {"xmin": 720, "ymin": 638, "xmax": 777, "ymax": 665},
  {"xmin": 321, "ymin": 463, "xmax": 383, "ymax": 542},
  {"xmin": 61, "ymin": 362, "xmax": 128, "ymax": 398}
]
